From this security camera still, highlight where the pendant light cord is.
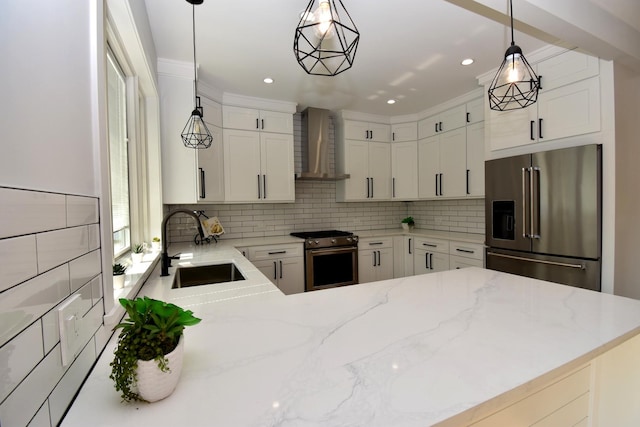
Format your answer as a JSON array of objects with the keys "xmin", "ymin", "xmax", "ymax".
[
  {"xmin": 192, "ymin": 3, "xmax": 198, "ymax": 107},
  {"xmin": 509, "ymin": 0, "xmax": 514, "ymax": 47}
]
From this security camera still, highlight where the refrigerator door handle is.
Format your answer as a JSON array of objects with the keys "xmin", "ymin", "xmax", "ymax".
[
  {"xmin": 487, "ymin": 252, "xmax": 586, "ymax": 270},
  {"xmin": 522, "ymin": 167, "xmax": 529, "ymax": 238},
  {"xmin": 531, "ymin": 166, "xmax": 540, "ymax": 239}
]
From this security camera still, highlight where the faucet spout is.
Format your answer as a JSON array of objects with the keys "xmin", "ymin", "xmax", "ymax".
[{"xmin": 160, "ymin": 209, "xmax": 205, "ymax": 276}]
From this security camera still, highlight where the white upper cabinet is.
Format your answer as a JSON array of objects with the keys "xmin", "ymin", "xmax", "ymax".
[
  {"xmin": 337, "ymin": 140, "xmax": 391, "ymax": 201},
  {"xmin": 465, "ymin": 122, "xmax": 485, "ymax": 197},
  {"xmin": 344, "ymin": 120, "xmax": 391, "ymax": 142},
  {"xmin": 465, "ymin": 97, "xmax": 484, "ymax": 125},
  {"xmin": 200, "ymin": 96, "xmax": 223, "ymax": 127},
  {"xmin": 488, "ymin": 49, "xmax": 601, "ymax": 152},
  {"xmin": 391, "ymin": 141, "xmax": 418, "ymax": 200},
  {"xmin": 223, "ymin": 105, "xmax": 293, "ymax": 134},
  {"xmin": 391, "ymin": 122, "xmax": 418, "ymax": 142},
  {"xmin": 418, "ymin": 104, "xmax": 466, "ymax": 139},
  {"xmin": 418, "ymin": 128, "xmax": 467, "ymax": 199},
  {"xmin": 196, "ymin": 123, "xmax": 224, "ymax": 202}
]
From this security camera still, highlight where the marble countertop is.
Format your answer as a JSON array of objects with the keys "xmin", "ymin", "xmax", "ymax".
[{"xmin": 62, "ymin": 262, "xmax": 640, "ymax": 427}]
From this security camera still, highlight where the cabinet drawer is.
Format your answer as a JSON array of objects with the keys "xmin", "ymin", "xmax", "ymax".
[
  {"xmin": 449, "ymin": 241, "xmax": 484, "ymax": 260},
  {"xmin": 358, "ymin": 236, "xmax": 393, "ymax": 249},
  {"xmin": 450, "ymin": 255, "xmax": 483, "ymax": 269},
  {"xmin": 414, "ymin": 237, "xmax": 449, "ymax": 254},
  {"xmin": 248, "ymin": 243, "xmax": 303, "ymax": 261}
]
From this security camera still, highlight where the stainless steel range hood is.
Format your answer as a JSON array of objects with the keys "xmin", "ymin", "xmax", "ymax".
[{"xmin": 296, "ymin": 107, "xmax": 349, "ymax": 181}]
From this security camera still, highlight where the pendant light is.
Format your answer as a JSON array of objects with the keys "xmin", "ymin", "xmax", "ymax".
[
  {"xmin": 293, "ymin": 0, "xmax": 360, "ymax": 76},
  {"xmin": 487, "ymin": 0, "xmax": 540, "ymax": 111},
  {"xmin": 181, "ymin": 0, "xmax": 213, "ymax": 149}
]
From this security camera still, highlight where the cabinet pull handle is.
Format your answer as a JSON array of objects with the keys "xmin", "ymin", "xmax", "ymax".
[
  {"xmin": 370, "ymin": 130, "xmax": 373, "ymax": 140},
  {"xmin": 425, "ymin": 252, "xmax": 430, "ymax": 269},
  {"xmin": 370, "ymin": 177, "xmax": 374, "ymax": 198},
  {"xmin": 257, "ymin": 175, "xmax": 262, "ymax": 199},
  {"xmin": 377, "ymin": 250, "xmax": 381, "ymax": 266},
  {"xmin": 392, "ymin": 132, "xmax": 395, "ymax": 141},
  {"xmin": 530, "ymin": 120, "xmax": 535, "ymax": 140},
  {"xmin": 372, "ymin": 252, "xmax": 376, "ymax": 267},
  {"xmin": 261, "ymin": 119, "xmax": 265, "ymax": 130},
  {"xmin": 456, "ymin": 248, "xmax": 475, "ymax": 254},
  {"xmin": 263, "ymin": 174, "xmax": 267, "ymax": 199},
  {"xmin": 439, "ymin": 121, "xmax": 443, "ymax": 132},
  {"xmin": 273, "ymin": 261, "xmax": 277, "ymax": 280},
  {"xmin": 430, "ymin": 253, "xmax": 434, "ymax": 270},
  {"xmin": 366, "ymin": 177, "xmax": 370, "ymax": 198},
  {"xmin": 439, "ymin": 173, "xmax": 443, "ymax": 196},
  {"xmin": 268, "ymin": 250, "xmax": 287, "ymax": 255},
  {"xmin": 466, "ymin": 112, "xmax": 470, "ymax": 123},
  {"xmin": 538, "ymin": 118, "xmax": 543, "ymax": 139},
  {"xmin": 279, "ymin": 260, "xmax": 283, "ymax": 279},
  {"xmin": 466, "ymin": 169, "xmax": 470, "ymax": 195},
  {"xmin": 538, "ymin": 75, "xmax": 543, "ymax": 90},
  {"xmin": 199, "ymin": 167, "xmax": 205, "ymax": 199},
  {"xmin": 256, "ymin": 118, "xmax": 259, "ymax": 129},
  {"xmin": 435, "ymin": 174, "xmax": 438, "ymax": 196},
  {"xmin": 392, "ymin": 177, "xmax": 395, "ymax": 198},
  {"xmin": 434, "ymin": 123, "xmax": 438, "ymax": 133},
  {"xmin": 369, "ymin": 242, "xmax": 383, "ymax": 246},
  {"xmin": 408, "ymin": 238, "xmax": 412, "ymax": 255},
  {"xmin": 422, "ymin": 243, "xmax": 437, "ymax": 247}
]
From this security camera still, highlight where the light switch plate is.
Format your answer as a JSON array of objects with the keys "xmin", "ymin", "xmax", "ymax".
[{"xmin": 58, "ymin": 294, "xmax": 83, "ymax": 366}]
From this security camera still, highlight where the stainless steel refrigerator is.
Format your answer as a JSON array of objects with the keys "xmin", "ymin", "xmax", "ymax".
[{"xmin": 485, "ymin": 144, "xmax": 602, "ymax": 291}]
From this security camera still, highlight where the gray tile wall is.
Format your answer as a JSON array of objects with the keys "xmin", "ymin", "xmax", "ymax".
[{"xmin": 167, "ymin": 113, "xmax": 485, "ymax": 241}]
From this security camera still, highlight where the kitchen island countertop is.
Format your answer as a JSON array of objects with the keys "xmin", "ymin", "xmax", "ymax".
[{"xmin": 62, "ymin": 256, "xmax": 640, "ymax": 426}]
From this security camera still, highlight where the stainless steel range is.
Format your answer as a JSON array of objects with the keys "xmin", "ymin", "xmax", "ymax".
[{"xmin": 290, "ymin": 230, "xmax": 359, "ymax": 292}]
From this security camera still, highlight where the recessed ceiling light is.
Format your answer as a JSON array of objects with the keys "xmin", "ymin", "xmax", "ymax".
[
  {"xmin": 263, "ymin": 77, "xmax": 274, "ymax": 84},
  {"xmin": 461, "ymin": 58, "xmax": 474, "ymax": 66},
  {"xmin": 387, "ymin": 99, "xmax": 396, "ymax": 105}
]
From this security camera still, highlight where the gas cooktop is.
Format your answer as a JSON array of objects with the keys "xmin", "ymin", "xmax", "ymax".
[{"xmin": 290, "ymin": 230, "xmax": 354, "ymax": 239}]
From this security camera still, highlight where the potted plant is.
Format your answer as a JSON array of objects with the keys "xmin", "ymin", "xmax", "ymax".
[
  {"xmin": 109, "ymin": 297, "xmax": 201, "ymax": 402},
  {"xmin": 151, "ymin": 237, "xmax": 161, "ymax": 252},
  {"xmin": 401, "ymin": 216, "xmax": 415, "ymax": 230},
  {"xmin": 113, "ymin": 263, "xmax": 127, "ymax": 289},
  {"xmin": 131, "ymin": 243, "xmax": 144, "ymax": 263}
]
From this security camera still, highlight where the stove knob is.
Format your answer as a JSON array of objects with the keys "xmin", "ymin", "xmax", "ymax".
[
  {"xmin": 347, "ymin": 237, "xmax": 352, "ymax": 242},
  {"xmin": 353, "ymin": 236, "xmax": 358, "ymax": 242},
  {"xmin": 331, "ymin": 239, "xmax": 336, "ymax": 244},
  {"xmin": 314, "ymin": 240, "xmax": 320, "ymax": 245}
]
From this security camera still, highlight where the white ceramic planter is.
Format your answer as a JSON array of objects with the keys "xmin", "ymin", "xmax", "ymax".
[
  {"xmin": 136, "ymin": 336, "xmax": 184, "ymax": 402},
  {"xmin": 113, "ymin": 274, "xmax": 125, "ymax": 289},
  {"xmin": 402, "ymin": 223, "xmax": 414, "ymax": 230},
  {"xmin": 151, "ymin": 241, "xmax": 161, "ymax": 251},
  {"xmin": 131, "ymin": 252, "xmax": 144, "ymax": 264}
]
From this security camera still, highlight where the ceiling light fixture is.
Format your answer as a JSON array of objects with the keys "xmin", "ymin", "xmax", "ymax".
[
  {"xmin": 487, "ymin": 0, "xmax": 540, "ymax": 111},
  {"xmin": 180, "ymin": 0, "xmax": 213, "ymax": 149},
  {"xmin": 263, "ymin": 77, "xmax": 274, "ymax": 84},
  {"xmin": 387, "ymin": 99, "xmax": 396, "ymax": 105},
  {"xmin": 461, "ymin": 58, "xmax": 474, "ymax": 66},
  {"xmin": 293, "ymin": 0, "xmax": 360, "ymax": 76}
]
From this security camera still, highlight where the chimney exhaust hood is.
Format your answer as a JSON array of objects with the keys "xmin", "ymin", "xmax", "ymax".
[{"xmin": 296, "ymin": 107, "xmax": 349, "ymax": 181}]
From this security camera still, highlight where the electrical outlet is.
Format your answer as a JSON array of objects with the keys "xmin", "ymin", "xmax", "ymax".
[{"xmin": 58, "ymin": 294, "xmax": 83, "ymax": 366}]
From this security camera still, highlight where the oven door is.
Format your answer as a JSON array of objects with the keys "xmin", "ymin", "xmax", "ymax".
[{"xmin": 305, "ymin": 246, "xmax": 358, "ymax": 291}]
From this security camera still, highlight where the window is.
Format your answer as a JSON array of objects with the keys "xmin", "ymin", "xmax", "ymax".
[{"xmin": 107, "ymin": 49, "xmax": 131, "ymax": 258}]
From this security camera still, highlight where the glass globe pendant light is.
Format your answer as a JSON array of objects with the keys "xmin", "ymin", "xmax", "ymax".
[
  {"xmin": 487, "ymin": 0, "xmax": 540, "ymax": 111},
  {"xmin": 181, "ymin": 0, "xmax": 213, "ymax": 149},
  {"xmin": 293, "ymin": 0, "xmax": 360, "ymax": 76}
]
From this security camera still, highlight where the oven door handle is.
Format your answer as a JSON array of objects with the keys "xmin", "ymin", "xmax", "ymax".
[{"xmin": 309, "ymin": 247, "xmax": 357, "ymax": 255}]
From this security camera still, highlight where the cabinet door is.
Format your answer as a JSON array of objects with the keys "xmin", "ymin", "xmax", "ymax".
[
  {"xmin": 430, "ymin": 252, "xmax": 450, "ymax": 272},
  {"xmin": 414, "ymin": 249, "xmax": 430, "ymax": 275},
  {"xmin": 450, "ymin": 255, "xmax": 483, "ymax": 269},
  {"xmin": 465, "ymin": 122, "xmax": 485, "ymax": 197},
  {"xmin": 488, "ymin": 106, "xmax": 534, "ymax": 151},
  {"xmin": 368, "ymin": 142, "xmax": 391, "ymax": 200},
  {"xmin": 253, "ymin": 259, "xmax": 278, "ymax": 284},
  {"xmin": 199, "ymin": 96, "xmax": 223, "ymax": 127},
  {"xmin": 392, "ymin": 141, "xmax": 418, "ymax": 200},
  {"xmin": 358, "ymin": 249, "xmax": 378, "ymax": 284},
  {"xmin": 368, "ymin": 122, "xmax": 391, "ymax": 142},
  {"xmin": 439, "ymin": 104, "xmax": 467, "ymax": 133},
  {"xmin": 344, "ymin": 120, "xmax": 371, "ymax": 141},
  {"xmin": 260, "ymin": 132, "xmax": 295, "ymax": 201},
  {"xmin": 342, "ymin": 140, "xmax": 370, "ymax": 200},
  {"xmin": 465, "ymin": 97, "xmax": 484, "ymax": 125},
  {"xmin": 439, "ymin": 128, "xmax": 467, "ymax": 198},
  {"xmin": 537, "ymin": 77, "xmax": 600, "ymax": 142},
  {"xmin": 223, "ymin": 106, "xmax": 260, "ymax": 131},
  {"xmin": 418, "ymin": 115, "xmax": 439, "ymax": 139},
  {"xmin": 223, "ymin": 129, "xmax": 261, "ymax": 201},
  {"xmin": 277, "ymin": 257, "xmax": 304, "ymax": 295},
  {"xmin": 377, "ymin": 248, "xmax": 394, "ymax": 281},
  {"xmin": 391, "ymin": 122, "xmax": 417, "ymax": 142},
  {"xmin": 197, "ymin": 124, "xmax": 224, "ymax": 202},
  {"xmin": 537, "ymin": 50, "xmax": 599, "ymax": 91},
  {"xmin": 259, "ymin": 110, "xmax": 293, "ymax": 134},
  {"xmin": 418, "ymin": 136, "xmax": 440, "ymax": 198},
  {"xmin": 403, "ymin": 236, "xmax": 414, "ymax": 276}
]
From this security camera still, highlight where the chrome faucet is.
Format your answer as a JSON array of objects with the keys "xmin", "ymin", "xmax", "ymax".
[{"xmin": 160, "ymin": 209, "xmax": 205, "ymax": 276}]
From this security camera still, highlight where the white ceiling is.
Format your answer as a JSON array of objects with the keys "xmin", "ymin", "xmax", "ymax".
[{"xmin": 143, "ymin": 0, "xmax": 551, "ymax": 116}]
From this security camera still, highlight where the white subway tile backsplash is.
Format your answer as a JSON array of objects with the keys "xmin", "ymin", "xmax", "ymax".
[
  {"xmin": 0, "ymin": 188, "xmax": 66, "ymax": 239},
  {"xmin": 27, "ymin": 402, "xmax": 51, "ymax": 427},
  {"xmin": 68, "ymin": 249, "xmax": 101, "ymax": 293},
  {"xmin": 0, "ymin": 322, "xmax": 44, "ymax": 403},
  {"xmin": 36, "ymin": 226, "xmax": 88, "ymax": 273},
  {"xmin": 87, "ymin": 224, "xmax": 100, "ymax": 251},
  {"xmin": 90, "ymin": 275, "xmax": 103, "ymax": 306},
  {"xmin": 41, "ymin": 303, "xmax": 61, "ymax": 355},
  {"xmin": 0, "ymin": 235, "xmax": 38, "ymax": 293},
  {"xmin": 48, "ymin": 341, "xmax": 96, "ymax": 426},
  {"xmin": 65, "ymin": 195, "xmax": 99, "ymax": 227},
  {"xmin": 0, "ymin": 344, "xmax": 64, "ymax": 427},
  {"xmin": 0, "ymin": 265, "xmax": 70, "ymax": 347}
]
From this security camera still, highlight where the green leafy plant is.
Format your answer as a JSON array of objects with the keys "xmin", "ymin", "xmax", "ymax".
[
  {"xmin": 152, "ymin": 237, "xmax": 161, "ymax": 243},
  {"xmin": 113, "ymin": 263, "xmax": 127, "ymax": 276},
  {"xmin": 132, "ymin": 243, "xmax": 144, "ymax": 254},
  {"xmin": 401, "ymin": 216, "xmax": 415, "ymax": 226},
  {"xmin": 109, "ymin": 297, "xmax": 201, "ymax": 402}
]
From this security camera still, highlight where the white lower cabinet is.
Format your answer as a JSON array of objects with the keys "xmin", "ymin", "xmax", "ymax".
[
  {"xmin": 247, "ymin": 244, "xmax": 304, "ymax": 295},
  {"xmin": 449, "ymin": 241, "xmax": 484, "ymax": 269},
  {"xmin": 413, "ymin": 237, "xmax": 450, "ymax": 275},
  {"xmin": 358, "ymin": 237, "xmax": 394, "ymax": 284}
]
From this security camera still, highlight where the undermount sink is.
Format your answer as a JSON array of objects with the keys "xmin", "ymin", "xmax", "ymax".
[{"xmin": 171, "ymin": 263, "xmax": 246, "ymax": 289}]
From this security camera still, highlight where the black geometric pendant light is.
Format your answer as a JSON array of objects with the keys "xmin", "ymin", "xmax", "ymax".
[
  {"xmin": 293, "ymin": 0, "xmax": 360, "ymax": 76},
  {"xmin": 181, "ymin": 0, "xmax": 213, "ymax": 149},
  {"xmin": 487, "ymin": 0, "xmax": 540, "ymax": 111}
]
